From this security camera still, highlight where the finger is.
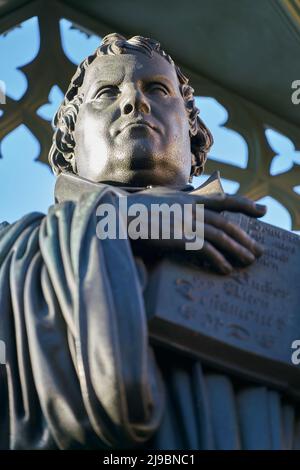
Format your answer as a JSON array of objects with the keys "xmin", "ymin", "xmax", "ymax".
[
  {"xmin": 204, "ymin": 223, "xmax": 256, "ymax": 266},
  {"xmin": 223, "ymin": 195, "xmax": 267, "ymax": 217},
  {"xmin": 196, "ymin": 240, "xmax": 233, "ymax": 275},
  {"xmin": 204, "ymin": 209, "xmax": 264, "ymax": 257},
  {"xmin": 132, "ymin": 233, "xmax": 233, "ymax": 275},
  {"xmin": 193, "ymin": 194, "xmax": 267, "ymax": 218}
]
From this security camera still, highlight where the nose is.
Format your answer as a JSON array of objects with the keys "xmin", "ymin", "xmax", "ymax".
[{"xmin": 121, "ymin": 85, "xmax": 150, "ymax": 116}]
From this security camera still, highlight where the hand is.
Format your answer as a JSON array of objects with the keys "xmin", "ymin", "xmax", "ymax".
[
  {"xmin": 191, "ymin": 193, "xmax": 266, "ymax": 273},
  {"xmin": 125, "ymin": 189, "xmax": 267, "ymax": 274}
]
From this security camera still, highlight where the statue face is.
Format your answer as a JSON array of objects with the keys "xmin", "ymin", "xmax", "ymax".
[{"xmin": 74, "ymin": 51, "xmax": 191, "ymax": 187}]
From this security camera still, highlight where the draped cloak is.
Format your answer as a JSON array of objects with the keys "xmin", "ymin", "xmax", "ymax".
[{"xmin": 1, "ymin": 175, "xmax": 300, "ymax": 450}]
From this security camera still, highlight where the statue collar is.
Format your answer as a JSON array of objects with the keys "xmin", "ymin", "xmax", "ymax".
[{"xmin": 54, "ymin": 171, "xmax": 225, "ymax": 204}]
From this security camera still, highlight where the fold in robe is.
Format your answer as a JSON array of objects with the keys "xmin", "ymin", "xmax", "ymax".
[
  {"xmin": 0, "ymin": 187, "xmax": 164, "ymax": 449},
  {"xmin": 147, "ymin": 348, "xmax": 300, "ymax": 449},
  {"xmin": 1, "ymin": 182, "xmax": 300, "ymax": 449}
]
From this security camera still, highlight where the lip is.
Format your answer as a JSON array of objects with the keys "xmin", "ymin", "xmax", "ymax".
[{"xmin": 119, "ymin": 120, "xmax": 156, "ymax": 133}]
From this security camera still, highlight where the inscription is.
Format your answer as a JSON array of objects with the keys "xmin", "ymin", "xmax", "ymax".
[
  {"xmin": 147, "ymin": 213, "xmax": 300, "ymax": 394},
  {"xmin": 171, "ymin": 213, "xmax": 300, "ymax": 354}
]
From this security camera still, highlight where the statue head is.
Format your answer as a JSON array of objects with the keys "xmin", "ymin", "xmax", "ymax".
[{"xmin": 49, "ymin": 33, "xmax": 213, "ymax": 187}]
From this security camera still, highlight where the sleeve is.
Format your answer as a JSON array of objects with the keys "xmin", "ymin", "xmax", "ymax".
[{"xmin": 0, "ymin": 188, "xmax": 165, "ymax": 449}]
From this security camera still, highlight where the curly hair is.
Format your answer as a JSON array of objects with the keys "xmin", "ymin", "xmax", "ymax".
[{"xmin": 49, "ymin": 33, "xmax": 213, "ymax": 180}]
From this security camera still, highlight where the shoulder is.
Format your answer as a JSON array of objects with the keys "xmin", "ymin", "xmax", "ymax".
[
  {"xmin": 0, "ymin": 213, "xmax": 45, "ymax": 248},
  {"xmin": 0, "ymin": 221, "xmax": 9, "ymax": 231},
  {"xmin": 0, "ymin": 221, "xmax": 11, "ymax": 240}
]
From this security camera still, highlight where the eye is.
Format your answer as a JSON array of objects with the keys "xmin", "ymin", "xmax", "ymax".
[
  {"xmin": 93, "ymin": 86, "xmax": 119, "ymax": 99},
  {"xmin": 146, "ymin": 82, "xmax": 169, "ymax": 96}
]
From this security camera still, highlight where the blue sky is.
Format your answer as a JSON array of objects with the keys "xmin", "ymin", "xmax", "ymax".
[{"xmin": 0, "ymin": 17, "xmax": 299, "ymax": 233}]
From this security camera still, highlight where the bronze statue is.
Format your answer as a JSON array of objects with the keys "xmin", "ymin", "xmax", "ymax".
[{"xmin": 0, "ymin": 33, "xmax": 299, "ymax": 450}]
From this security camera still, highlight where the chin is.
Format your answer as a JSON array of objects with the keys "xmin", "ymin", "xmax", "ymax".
[
  {"xmin": 122, "ymin": 168, "xmax": 184, "ymax": 188},
  {"xmin": 126, "ymin": 172, "xmax": 159, "ymax": 187}
]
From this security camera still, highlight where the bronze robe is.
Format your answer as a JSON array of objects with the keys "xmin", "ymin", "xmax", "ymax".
[{"xmin": 1, "ymin": 176, "xmax": 299, "ymax": 449}]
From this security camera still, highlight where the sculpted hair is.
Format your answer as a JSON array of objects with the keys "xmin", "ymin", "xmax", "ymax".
[{"xmin": 49, "ymin": 33, "xmax": 213, "ymax": 180}]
